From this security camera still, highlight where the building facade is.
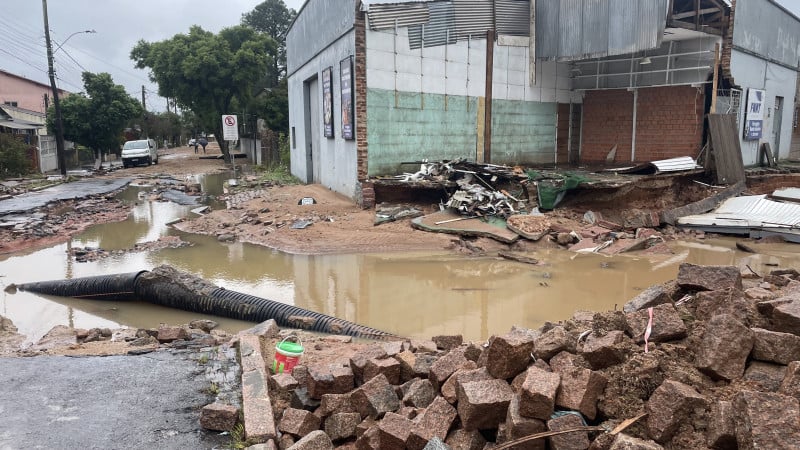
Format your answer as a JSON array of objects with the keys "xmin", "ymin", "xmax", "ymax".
[
  {"xmin": 0, "ymin": 69, "xmax": 67, "ymax": 114},
  {"xmin": 287, "ymin": 0, "xmax": 800, "ymax": 204}
]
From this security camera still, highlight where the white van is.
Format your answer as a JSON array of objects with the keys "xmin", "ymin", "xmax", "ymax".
[{"xmin": 121, "ymin": 139, "xmax": 158, "ymax": 167}]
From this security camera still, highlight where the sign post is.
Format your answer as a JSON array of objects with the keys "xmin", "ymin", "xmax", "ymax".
[{"xmin": 222, "ymin": 114, "xmax": 239, "ymax": 177}]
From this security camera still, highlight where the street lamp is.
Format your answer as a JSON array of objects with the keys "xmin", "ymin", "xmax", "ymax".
[
  {"xmin": 55, "ymin": 30, "xmax": 96, "ymax": 54},
  {"xmin": 42, "ymin": 0, "xmax": 95, "ymax": 176}
]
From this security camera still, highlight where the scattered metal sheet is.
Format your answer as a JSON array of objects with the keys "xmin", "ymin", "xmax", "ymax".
[
  {"xmin": 771, "ymin": 188, "xmax": 800, "ymax": 203},
  {"xmin": 290, "ymin": 219, "xmax": 313, "ymax": 229},
  {"xmin": 677, "ymin": 195, "xmax": 800, "ymax": 243},
  {"xmin": 614, "ymin": 156, "xmax": 700, "ymax": 175}
]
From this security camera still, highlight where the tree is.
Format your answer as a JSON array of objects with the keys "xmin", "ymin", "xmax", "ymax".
[
  {"xmin": 131, "ymin": 26, "xmax": 275, "ymax": 163},
  {"xmin": 46, "ymin": 72, "xmax": 143, "ymax": 161},
  {"xmin": 241, "ymin": 0, "xmax": 296, "ymax": 86}
]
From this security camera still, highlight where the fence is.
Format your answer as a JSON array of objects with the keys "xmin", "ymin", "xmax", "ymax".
[{"xmin": 240, "ymin": 129, "xmax": 283, "ymax": 167}]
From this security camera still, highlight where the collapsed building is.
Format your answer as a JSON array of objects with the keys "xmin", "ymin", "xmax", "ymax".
[{"xmin": 286, "ymin": 0, "xmax": 800, "ymax": 207}]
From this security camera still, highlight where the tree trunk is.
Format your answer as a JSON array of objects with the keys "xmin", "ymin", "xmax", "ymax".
[{"xmin": 215, "ymin": 123, "xmax": 231, "ymax": 164}]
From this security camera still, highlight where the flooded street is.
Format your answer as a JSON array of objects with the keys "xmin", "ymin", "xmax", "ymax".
[{"xmin": 4, "ymin": 178, "xmax": 800, "ymax": 343}]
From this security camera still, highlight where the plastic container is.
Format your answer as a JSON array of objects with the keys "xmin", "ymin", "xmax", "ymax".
[{"xmin": 272, "ymin": 336, "xmax": 304, "ymax": 374}]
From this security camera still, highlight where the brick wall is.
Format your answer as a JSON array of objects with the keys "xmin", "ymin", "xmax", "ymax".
[
  {"xmin": 354, "ymin": 5, "xmax": 374, "ymax": 208},
  {"xmin": 354, "ymin": 6, "xmax": 368, "ymax": 182},
  {"xmin": 581, "ymin": 90, "xmax": 634, "ymax": 162},
  {"xmin": 581, "ymin": 86, "xmax": 705, "ymax": 164}
]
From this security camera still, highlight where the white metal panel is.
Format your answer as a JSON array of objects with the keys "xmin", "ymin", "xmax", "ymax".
[
  {"xmin": 678, "ymin": 195, "xmax": 800, "ymax": 229},
  {"xmin": 366, "ymin": 68, "xmax": 395, "ymax": 90}
]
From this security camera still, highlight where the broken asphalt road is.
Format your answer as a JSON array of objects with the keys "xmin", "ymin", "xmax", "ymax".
[{"xmin": 0, "ymin": 178, "xmax": 131, "ymax": 215}]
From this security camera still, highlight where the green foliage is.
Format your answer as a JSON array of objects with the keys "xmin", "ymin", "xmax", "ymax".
[
  {"xmin": 144, "ymin": 111, "xmax": 183, "ymax": 146},
  {"xmin": 47, "ymin": 72, "xmax": 143, "ymax": 158},
  {"xmin": 0, "ymin": 134, "xmax": 33, "ymax": 178},
  {"xmin": 241, "ymin": 0, "xmax": 296, "ymax": 86},
  {"xmin": 261, "ymin": 78, "xmax": 289, "ymax": 134},
  {"xmin": 228, "ymin": 423, "xmax": 251, "ymax": 449},
  {"xmin": 131, "ymin": 26, "xmax": 276, "ymax": 163}
]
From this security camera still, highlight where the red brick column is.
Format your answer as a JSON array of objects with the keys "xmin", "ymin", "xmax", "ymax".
[{"xmin": 354, "ymin": 5, "xmax": 373, "ymax": 208}]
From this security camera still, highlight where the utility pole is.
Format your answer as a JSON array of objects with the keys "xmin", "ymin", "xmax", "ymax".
[
  {"xmin": 42, "ymin": 0, "xmax": 67, "ymax": 176},
  {"xmin": 141, "ymin": 85, "xmax": 147, "ymax": 138}
]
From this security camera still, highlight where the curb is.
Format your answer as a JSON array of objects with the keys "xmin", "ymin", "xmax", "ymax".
[{"xmin": 239, "ymin": 334, "xmax": 277, "ymax": 443}]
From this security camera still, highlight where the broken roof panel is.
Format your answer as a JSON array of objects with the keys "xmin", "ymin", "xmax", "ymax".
[
  {"xmin": 536, "ymin": 0, "xmax": 668, "ymax": 61},
  {"xmin": 677, "ymin": 195, "xmax": 800, "ymax": 230}
]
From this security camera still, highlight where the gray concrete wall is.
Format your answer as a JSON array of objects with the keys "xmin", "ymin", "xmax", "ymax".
[
  {"xmin": 287, "ymin": 0, "xmax": 358, "ymax": 199},
  {"xmin": 287, "ymin": 0, "xmax": 357, "ymax": 75},
  {"xmin": 730, "ymin": 49, "xmax": 798, "ymax": 165}
]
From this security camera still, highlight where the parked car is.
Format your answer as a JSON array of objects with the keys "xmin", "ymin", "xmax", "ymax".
[{"xmin": 121, "ymin": 139, "xmax": 158, "ymax": 167}]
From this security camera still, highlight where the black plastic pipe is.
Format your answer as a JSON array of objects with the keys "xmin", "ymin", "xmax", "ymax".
[
  {"xmin": 17, "ymin": 268, "xmax": 397, "ymax": 340},
  {"xmin": 16, "ymin": 271, "xmax": 146, "ymax": 300}
]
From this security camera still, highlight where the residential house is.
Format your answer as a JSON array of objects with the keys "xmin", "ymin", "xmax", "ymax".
[
  {"xmin": 0, "ymin": 68, "xmax": 67, "ymax": 114},
  {"xmin": 286, "ymin": 0, "xmax": 800, "ymax": 205}
]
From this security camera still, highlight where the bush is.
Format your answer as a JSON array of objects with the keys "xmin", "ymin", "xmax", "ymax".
[{"xmin": 0, "ymin": 133, "xmax": 33, "ymax": 178}]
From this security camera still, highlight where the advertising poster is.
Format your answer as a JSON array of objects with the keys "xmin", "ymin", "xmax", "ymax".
[
  {"xmin": 744, "ymin": 88, "xmax": 765, "ymax": 140},
  {"xmin": 322, "ymin": 67, "xmax": 333, "ymax": 138},
  {"xmin": 340, "ymin": 56, "xmax": 354, "ymax": 140}
]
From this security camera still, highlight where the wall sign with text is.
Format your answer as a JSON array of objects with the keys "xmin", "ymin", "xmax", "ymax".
[
  {"xmin": 744, "ymin": 88, "xmax": 765, "ymax": 140},
  {"xmin": 340, "ymin": 56, "xmax": 354, "ymax": 140}
]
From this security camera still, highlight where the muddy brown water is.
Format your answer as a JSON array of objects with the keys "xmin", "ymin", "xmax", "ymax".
[{"xmin": 3, "ymin": 181, "xmax": 800, "ymax": 344}]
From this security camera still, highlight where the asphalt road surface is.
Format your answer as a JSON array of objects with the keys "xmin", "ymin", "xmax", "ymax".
[
  {"xmin": 0, "ymin": 178, "xmax": 131, "ymax": 215},
  {"xmin": 0, "ymin": 350, "xmax": 229, "ymax": 450}
]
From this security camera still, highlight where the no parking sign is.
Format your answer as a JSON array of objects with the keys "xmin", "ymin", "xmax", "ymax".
[{"xmin": 222, "ymin": 115, "xmax": 239, "ymax": 141}]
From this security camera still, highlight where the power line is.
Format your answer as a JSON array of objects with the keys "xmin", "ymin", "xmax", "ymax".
[{"xmin": 0, "ymin": 47, "xmax": 48, "ymax": 74}]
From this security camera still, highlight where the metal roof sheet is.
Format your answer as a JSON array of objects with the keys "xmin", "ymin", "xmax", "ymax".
[{"xmin": 677, "ymin": 195, "xmax": 800, "ymax": 229}]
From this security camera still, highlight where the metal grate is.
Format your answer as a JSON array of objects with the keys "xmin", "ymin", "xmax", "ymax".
[{"xmin": 716, "ymin": 88, "xmax": 742, "ymax": 127}]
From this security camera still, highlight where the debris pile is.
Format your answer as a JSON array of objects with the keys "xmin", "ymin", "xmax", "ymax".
[
  {"xmin": 395, "ymin": 160, "xmax": 529, "ymax": 219},
  {"xmin": 231, "ymin": 263, "xmax": 800, "ymax": 449},
  {"xmin": 67, "ymin": 236, "xmax": 194, "ymax": 262}
]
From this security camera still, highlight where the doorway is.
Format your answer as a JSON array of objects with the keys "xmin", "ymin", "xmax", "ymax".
[{"xmin": 304, "ymin": 76, "xmax": 321, "ymax": 183}]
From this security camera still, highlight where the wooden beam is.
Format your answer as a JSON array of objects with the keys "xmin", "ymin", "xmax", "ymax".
[
  {"xmin": 711, "ymin": 43, "xmax": 720, "ymax": 113},
  {"xmin": 695, "ymin": 0, "xmax": 701, "ymax": 30},
  {"xmin": 672, "ymin": 7, "xmax": 719, "ymax": 20},
  {"xmin": 668, "ymin": 20, "xmax": 723, "ymax": 35},
  {"xmin": 484, "ymin": 29, "xmax": 494, "ymax": 164}
]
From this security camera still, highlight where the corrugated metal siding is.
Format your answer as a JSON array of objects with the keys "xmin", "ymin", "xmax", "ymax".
[
  {"xmin": 409, "ymin": 2, "xmax": 457, "ymax": 48},
  {"xmin": 538, "ymin": 0, "xmax": 667, "ymax": 61},
  {"xmin": 582, "ymin": 0, "xmax": 609, "ymax": 58},
  {"xmin": 453, "ymin": 0, "xmax": 494, "ymax": 40},
  {"xmin": 733, "ymin": 0, "xmax": 800, "ymax": 69},
  {"xmin": 495, "ymin": 0, "xmax": 529, "ymax": 36},
  {"xmin": 367, "ymin": 3, "xmax": 430, "ymax": 30}
]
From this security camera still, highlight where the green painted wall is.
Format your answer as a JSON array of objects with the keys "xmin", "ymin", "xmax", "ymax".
[
  {"xmin": 491, "ymin": 100, "xmax": 557, "ymax": 165},
  {"xmin": 367, "ymin": 89, "xmax": 478, "ymax": 176},
  {"xmin": 366, "ymin": 88, "xmax": 557, "ymax": 175}
]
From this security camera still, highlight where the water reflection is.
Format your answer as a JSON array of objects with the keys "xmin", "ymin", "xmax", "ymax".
[{"xmin": 3, "ymin": 184, "xmax": 800, "ymax": 343}]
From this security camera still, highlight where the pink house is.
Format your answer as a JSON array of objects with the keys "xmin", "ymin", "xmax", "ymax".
[{"xmin": 0, "ymin": 69, "xmax": 69, "ymax": 114}]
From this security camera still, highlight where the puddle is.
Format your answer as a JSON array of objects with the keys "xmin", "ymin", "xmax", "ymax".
[{"xmin": 3, "ymin": 186, "xmax": 800, "ymax": 343}]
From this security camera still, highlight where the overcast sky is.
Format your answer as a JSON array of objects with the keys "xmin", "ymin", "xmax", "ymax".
[
  {"xmin": 1, "ymin": 0, "xmax": 306, "ymax": 111},
  {"xmin": 1, "ymin": 0, "xmax": 797, "ymax": 113}
]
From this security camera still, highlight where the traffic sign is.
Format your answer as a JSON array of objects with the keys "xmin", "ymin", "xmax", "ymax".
[{"xmin": 222, "ymin": 115, "xmax": 239, "ymax": 141}]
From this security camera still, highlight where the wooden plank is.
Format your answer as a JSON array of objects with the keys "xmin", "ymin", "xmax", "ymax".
[
  {"xmin": 660, "ymin": 180, "xmax": 746, "ymax": 225},
  {"xmin": 708, "ymin": 114, "xmax": 746, "ymax": 185},
  {"xmin": 759, "ymin": 142, "xmax": 776, "ymax": 167},
  {"xmin": 711, "ymin": 43, "xmax": 720, "ymax": 113}
]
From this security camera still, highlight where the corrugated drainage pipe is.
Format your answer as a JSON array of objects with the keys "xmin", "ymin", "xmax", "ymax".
[
  {"xmin": 16, "ymin": 271, "xmax": 146, "ymax": 301},
  {"xmin": 17, "ymin": 266, "xmax": 397, "ymax": 340}
]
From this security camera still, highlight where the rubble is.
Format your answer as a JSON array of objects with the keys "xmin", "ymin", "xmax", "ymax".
[{"xmin": 229, "ymin": 263, "xmax": 800, "ymax": 449}]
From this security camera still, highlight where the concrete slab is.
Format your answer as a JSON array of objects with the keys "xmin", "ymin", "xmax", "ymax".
[{"xmin": 411, "ymin": 210, "xmax": 519, "ymax": 244}]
